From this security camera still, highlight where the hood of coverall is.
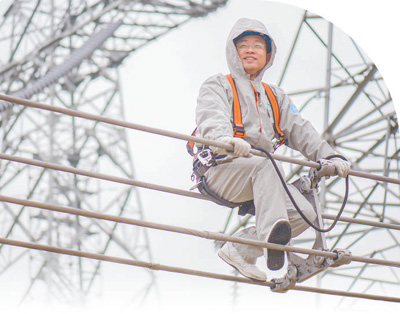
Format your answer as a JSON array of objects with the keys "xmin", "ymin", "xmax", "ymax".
[{"xmin": 226, "ymin": 18, "xmax": 277, "ymax": 81}]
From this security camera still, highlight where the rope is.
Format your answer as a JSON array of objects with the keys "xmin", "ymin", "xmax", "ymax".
[
  {"xmin": 0, "ymin": 236, "xmax": 399, "ymax": 303},
  {"xmin": 1, "ymin": 153, "xmax": 399, "ymax": 233},
  {"xmin": 1, "ymin": 194, "xmax": 400, "ymax": 268},
  {"xmin": 0, "ymin": 92, "xmax": 399, "ymax": 185}
]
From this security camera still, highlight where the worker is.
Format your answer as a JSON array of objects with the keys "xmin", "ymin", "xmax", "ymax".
[{"xmin": 194, "ymin": 18, "xmax": 351, "ymax": 281}]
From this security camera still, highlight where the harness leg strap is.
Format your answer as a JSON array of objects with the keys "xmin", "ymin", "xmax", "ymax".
[{"xmin": 198, "ymin": 176, "xmax": 243, "ymax": 208}]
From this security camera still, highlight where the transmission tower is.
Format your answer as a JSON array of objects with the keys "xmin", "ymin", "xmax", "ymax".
[
  {"xmin": 221, "ymin": 10, "xmax": 400, "ymax": 305},
  {"xmin": 0, "ymin": 0, "xmax": 227, "ymax": 304}
]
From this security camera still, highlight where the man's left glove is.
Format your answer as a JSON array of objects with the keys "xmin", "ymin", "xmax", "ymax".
[
  {"xmin": 218, "ymin": 136, "xmax": 252, "ymax": 157},
  {"xmin": 330, "ymin": 157, "xmax": 351, "ymax": 177}
]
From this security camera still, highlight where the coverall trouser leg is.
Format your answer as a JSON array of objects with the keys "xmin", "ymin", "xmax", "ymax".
[{"xmin": 205, "ymin": 155, "xmax": 316, "ymax": 262}]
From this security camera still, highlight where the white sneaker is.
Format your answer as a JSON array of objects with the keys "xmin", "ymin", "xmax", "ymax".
[
  {"xmin": 218, "ymin": 241, "xmax": 267, "ymax": 281},
  {"xmin": 265, "ymin": 219, "xmax": 291, "ymax": 271}
]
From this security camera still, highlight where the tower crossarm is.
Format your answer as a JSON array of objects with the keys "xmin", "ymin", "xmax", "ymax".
[{"xmin": 0, "ymin": 0, "xmax": 227, "ymax": 95}]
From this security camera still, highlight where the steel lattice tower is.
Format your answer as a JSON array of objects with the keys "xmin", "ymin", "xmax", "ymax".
[
  {"xmin": 222, "ymin": 10, "xmax": 400, "ymax": 303},
  {"xmin": 0, "ymin": 0, "xmax": 227, "ymax": 304}
]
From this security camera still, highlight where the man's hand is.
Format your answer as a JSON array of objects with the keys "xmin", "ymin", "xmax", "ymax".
[
  {"xmin": 330, "ymin": 157, "xmax": 351, "ymax": 177},
  {"xmin": 218, "ymin": 136, "xmax": 252, "ymax": 157}
]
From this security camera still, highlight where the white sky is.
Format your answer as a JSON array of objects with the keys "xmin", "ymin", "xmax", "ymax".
[{"xmin": 3, "ymin": 0, "xmax": 400, "ymax": 313}]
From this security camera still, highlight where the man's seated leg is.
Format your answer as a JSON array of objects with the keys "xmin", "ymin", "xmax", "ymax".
[
  {"xmin": 250, "ymin": 158, "xmax": 292, "ymax": 270},
  {"xmin": 206, "ymin": 156, "xmax": 292, "ymax": 273}
]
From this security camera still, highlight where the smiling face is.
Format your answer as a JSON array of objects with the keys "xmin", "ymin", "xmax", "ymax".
[{"xmin": 235, "ymin": 34, "xmax": 268, "ymax": 77}]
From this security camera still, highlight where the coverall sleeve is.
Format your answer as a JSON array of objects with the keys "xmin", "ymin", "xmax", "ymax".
[
  {"xmin": 196, "ymin": 74, "xmax": 233, "ymax": 144},
  {"xmin": 271, "ymin": 85, "xmax": 336, "ymax": 161}
]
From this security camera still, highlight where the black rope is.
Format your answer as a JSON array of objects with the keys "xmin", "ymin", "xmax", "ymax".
[{"xmin": 257, "ymin": 148, "xmax": 349, "ymax": 233}]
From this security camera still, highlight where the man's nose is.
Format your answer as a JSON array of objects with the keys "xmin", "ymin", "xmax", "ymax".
[{"xmin": 246, "ymin": 45, "xmax": 256, "ymax": 53}]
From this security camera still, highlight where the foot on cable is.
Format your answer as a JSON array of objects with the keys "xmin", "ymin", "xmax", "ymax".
[
  {"xmin": 218, "ymin": 241, "xmax": 267, "ymax": 281},
  {"xmin": 266, "ymin": 219, "xmax": 291, "ymax": 271}
]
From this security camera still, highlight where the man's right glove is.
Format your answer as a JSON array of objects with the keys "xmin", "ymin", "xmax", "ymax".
[{"xmin": 218, "ymin": 136, "xmax": 252, "ymax": 157}]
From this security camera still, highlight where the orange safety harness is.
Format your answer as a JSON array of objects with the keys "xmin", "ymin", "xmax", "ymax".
[
  {"xmin": 186, "ymin": 74, "xmax": 288, "ymax": 215},
  {"xmin": 187, "ymin": 75, "xmax": 349, "ymax": 225},
  {"xmin": 187, "ymin": 74, "xmax": 287, "ymax": 156}
]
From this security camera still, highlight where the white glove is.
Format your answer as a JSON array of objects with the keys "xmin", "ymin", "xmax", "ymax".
[
  {"xmin": 218, "ymin": 136, "xmax": 252, "ymax": 157},
  {"xmin": 330, "ymin": 157, "xmax": 351, "ymax": 177}
]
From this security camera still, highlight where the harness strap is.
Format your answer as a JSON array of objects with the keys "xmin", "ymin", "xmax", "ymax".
[
  {"xmin": 186, "ymin": 128, "xmax": 197, "ymax": 156},
  {"xmin": 186, "ymin": 74, "xmax": 287, "ymax": 156},
  {"xmin": 262, "ymin": 82, "xmax": 286, "ymax": 148},
  {"xmin": 187, "ymin": 76, "xmax": 288, "ymax": 215},
  {"xmin": 225, "ymin": 74, "xmax": 246, "ymax": 138},
  {"xmin": 226, "ymin": 74, "xmax": 287, "ymax": 149}
]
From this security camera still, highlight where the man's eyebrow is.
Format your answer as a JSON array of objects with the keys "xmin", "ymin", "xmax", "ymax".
[{"xmin": 237, "ymin": 38, "xmax": 264, "ymax": 43}]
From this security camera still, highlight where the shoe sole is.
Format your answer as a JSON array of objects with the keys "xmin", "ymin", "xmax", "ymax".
[
  {"xmin": 218, "ymin": 249, "xmax": 266, "ymax": 281},
  {"xmin": 267, "ymin": 221, "xmax": 291, "ymax": 271}
]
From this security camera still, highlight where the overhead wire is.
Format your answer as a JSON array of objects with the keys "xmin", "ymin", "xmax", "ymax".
[
  {"xmin": 0, "ymin": 152, "xmax": 399, "ymax": 233},
  {"xmin": 1, "ymin": 236, "xmax": 400, "ymax": 303},
  {"xmin": 1, "ymin": 93, "xmax": 400, "ymax": 301},
  {"xmin": 0, "ymin": 194, "xmax": 399, "ymax": 268},
  {"xmin": 322, "ymin": 213, "xmax": 400, "ymax": 231},
  {"xmin": 1, "ymin": 93, "xmax": 399, "ymax": 185},
  {"xmin": 0, "ymin": 153, "xmax": 207, "ymax": 201}
]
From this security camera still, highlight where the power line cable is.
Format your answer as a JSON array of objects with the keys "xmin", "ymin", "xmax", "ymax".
[
  {"xmin": 0, "ymin": 93, "xmax": 399, "ymax": 185},
  {"xmin": 0, "ymin": 236, "xmax": 399, "ymax": 303},
  {"xmin": 1, "ymin": 153, "xmax": 399, "ymax": 233},
  {"xmin": 0, "ymin": 153, "xmax": 207, "ymax": 201},
  {"xmin": 0, "ymin": 194, "xmax": 399, "ymax": 268}
]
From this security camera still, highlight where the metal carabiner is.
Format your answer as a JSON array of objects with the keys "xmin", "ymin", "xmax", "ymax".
[{"xmin": 197, "ymin": 148, "xmax": 214, "ymax": 167}]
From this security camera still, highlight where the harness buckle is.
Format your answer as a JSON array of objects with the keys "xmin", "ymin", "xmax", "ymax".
[
  {"xmin": 197, "ymin": 148, "xmax": 215, "ymax": 167},
  {"xmin": 233, "ymin": 126, "xmax": 246, "ymax": 138}
]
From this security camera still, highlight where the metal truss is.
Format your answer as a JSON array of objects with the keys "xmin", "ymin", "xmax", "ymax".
[
  {"xmin": 222, "ymin": 10, "xmax": 400, "ymax": 305},
  {"xmin": 0, "ymin": 0, "xmax": 227, "ymax": 304}
]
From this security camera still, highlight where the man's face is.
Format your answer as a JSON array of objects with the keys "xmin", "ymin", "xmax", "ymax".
[{"xmin": 235, "ymin": 35, "xmax": 268, "ymax": 76}]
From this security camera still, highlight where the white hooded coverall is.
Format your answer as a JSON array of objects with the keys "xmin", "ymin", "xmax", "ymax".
[{"xmin": 195, "ymin": 18, "xmax": 336, "ymax": 262}]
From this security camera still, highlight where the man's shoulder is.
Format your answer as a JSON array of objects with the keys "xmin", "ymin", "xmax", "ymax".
[
  {"xmin": 201, "ymin": 73, "xmax": 231, "ymax": 90},
  {"xmin": 203, "ymin": 73, "xmax": 228, "ymax": 83}
]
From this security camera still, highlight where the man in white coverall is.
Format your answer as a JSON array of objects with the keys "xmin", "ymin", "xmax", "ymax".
[{"xmin": 195, "ymin": 18, "xmax": 350, "ymax": 281}]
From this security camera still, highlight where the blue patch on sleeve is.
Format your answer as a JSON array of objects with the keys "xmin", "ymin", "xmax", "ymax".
[{"xmin": 289, "ymin": 103, "xmax": 299, "ymax": 114}]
